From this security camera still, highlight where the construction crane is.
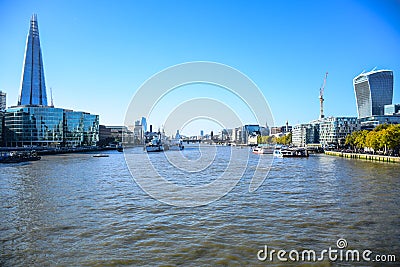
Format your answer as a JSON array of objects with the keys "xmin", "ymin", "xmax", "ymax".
[{"xmin": 319, "ymin": 72, "xmax": 328, "ymax": 119}]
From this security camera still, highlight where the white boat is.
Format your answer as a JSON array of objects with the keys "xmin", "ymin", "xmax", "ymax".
[
  {"xmin": 273, "ymin": 148, "xmax": 309, "ymax": 158},
  {"xmin": 273, "ymin": 150, "xmax": 284, "ymax": 158},
  {"xmin": 252, "ymin": 146, "xmax": 274, "ymax": 154},
  {"xmin": 93, "ymin": 154, "xmax": 109, "ymax": 157}
]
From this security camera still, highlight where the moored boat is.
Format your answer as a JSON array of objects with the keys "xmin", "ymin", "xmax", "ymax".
[
  {"xmin": 93, "ymin": 154, "xmax": 109, "ymax": 157},
  {"xmin": 0, "ymin": 151, "xmax": 41, "ymax": 163},
  {"xmin": 252, "ymin": 146, "xmax": 274, "ymax": 154},
  {"xmin": 145, "ymin": 135, "xmax": 165, "ymax": 153},
  {"xmin": 273, "ymin": 148, "xmax": 309, "ymax": 158}
]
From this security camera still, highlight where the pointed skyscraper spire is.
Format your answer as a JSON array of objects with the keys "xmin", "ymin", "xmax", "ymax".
[{"xmin": 18, "ymin": 14, "xmax": 48, "ymax": 106}]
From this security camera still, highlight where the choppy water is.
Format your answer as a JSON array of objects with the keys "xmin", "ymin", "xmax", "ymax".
[{"xmin": 0, "ymin": 146, "xmax": 399, "ymax": 266}]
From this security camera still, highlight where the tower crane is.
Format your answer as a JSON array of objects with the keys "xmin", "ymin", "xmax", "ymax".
[{"xmin": 319, "ymin": 72, "xmax": 328, "ymax": 119}]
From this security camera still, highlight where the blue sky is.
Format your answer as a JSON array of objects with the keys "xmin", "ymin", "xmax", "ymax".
[{"xmin": 0, "ymin": 0, "xmax": 399, "ymax": 135}]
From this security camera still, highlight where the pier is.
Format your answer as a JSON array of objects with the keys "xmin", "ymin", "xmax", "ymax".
[{"xmin": 325, "ymin": 150, "xmax": 400, "ymax": 163}]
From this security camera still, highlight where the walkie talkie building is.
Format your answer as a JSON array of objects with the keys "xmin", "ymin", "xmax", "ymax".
[{"xmin": 353, "ymin": 70, "xmax": 393, "ymax": 118}]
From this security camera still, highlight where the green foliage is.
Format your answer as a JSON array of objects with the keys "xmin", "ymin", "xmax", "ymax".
[
  {"xmin": 373, "ymin": 123, "xmax": 390, "ymax": 132},
  {"xmin": 366, "ymin": 130, "xmax": 382, "ymax": 151},
  {"xmin": 273, "ymin": 132, "xmax": 292, "ymax": 145},
  {"xmin": 257, "ymin": 135, "xmax": 274, "ymax": 144},
  {"xmin": 346, "ymin": 124, "xmax": 400, "ymax": 154}
]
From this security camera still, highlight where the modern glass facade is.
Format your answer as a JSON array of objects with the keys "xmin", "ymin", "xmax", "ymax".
[
  {"xmin": 19, "ymin": 14, "xmax": 48, "ymax": 106},
  {"xmin": 82, "ymin": 113, "xmax": 99, "ymax": 146},
  {"xmin": 4, "ymin": 107, "xmax": 99, "ymax": 147},
  {"xmin": 319, "ymin": 117, "xmax": 359, "ymax": 147},
  {"xmin": 353, "ymin": 70, "xmax": 393, "ymax": 118},
  {"xmin": 292, "ymin": 117, "xmax": 359, "ymax": 147},
  {"xmin": 359, "ymin": 115, "xmax": 400, "ymax": 130},
  {"xmin": 63, "ymin": 110, "xmax": 84, "ymax": 147},
  {"xmin": 2, "ymin": 15, "xmax": 100, "ymax": 148},
  {"xmin": 0, "ymin": 112, "xmax": 4, "ymax": 146},
  {"xmin": 63, "ymin": 110, "xmax": 99, "ymax": 147},
  {"xmin": 384, "ymin": 104, "xmax": 400, "ymax": 115},
  {"xmin": 0, "ymin": 91, "xmax": 6, "ymax": 111},
  {"xmin": 4, "ymin": 106, "xmax": 64, "ymax": 147}
]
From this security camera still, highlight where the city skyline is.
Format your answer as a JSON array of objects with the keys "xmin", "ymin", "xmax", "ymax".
[{"xmin": 1, "ymin": 1, "xmax": 400, "ymax": 136}]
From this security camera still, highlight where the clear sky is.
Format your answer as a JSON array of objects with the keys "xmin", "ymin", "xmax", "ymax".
[{"xmin": 1, "ymin": 0, "xmax": 399, "ymax": 136}]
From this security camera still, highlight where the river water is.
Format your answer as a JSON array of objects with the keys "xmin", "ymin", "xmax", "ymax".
[{"xmin": 0, "ymin": 146, "xmax": 399, "ymax": 266}]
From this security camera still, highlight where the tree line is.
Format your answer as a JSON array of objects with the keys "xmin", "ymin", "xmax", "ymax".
[
  {"xmin": 258, "ymin": 132, "xmax": 292, "ymax": 145},
  {"xmin": 345, "ymin": 124, "xmax": 400, "ymax": 155}
]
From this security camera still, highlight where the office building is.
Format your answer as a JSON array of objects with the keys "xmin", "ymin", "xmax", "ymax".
[
  {"xmin": 0, "ymin": 91, "xmax": 6, "ymax": 111},
  {"xmin": 318, "ymin": 117, "xmax": 359, "ymax": 147},
  {"xmin": 0, "ymin": 111, "xmax": 4, "ymax": 146},
  {"xmin": 64, "ymin": 110, "xmax": 99, "ymax": 147},
  {"xmin": 270, "ymin": 122, "xmax": 292, "ymax": 136},
  {"xmin": 384, "ymin": 104, "xmax": 400, "ymax": 115},
  {"xmin": 4, "ymin": 106, "xmax": 64, "ymax": 147},
  {"xmin": 292, "ymin": 117, "xmax": 359, "ymax": 147},
  {"xmin": 4, "ymin": 14, "xmax": 99, "ymax": 147},
  {"xmin": 359, "ymin": 115, "xmax": 400, "ymax": 130},
  {"xmin": 353, "ymin": 69, "xmax": 393, "ymax": 118},
  {"xmin": 292, "ymin": 122, "xmax": 319, "ymax": 147}
]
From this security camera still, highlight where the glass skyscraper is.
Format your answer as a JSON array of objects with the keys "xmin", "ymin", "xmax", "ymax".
[
  {"xmin": 18, "ymin": 14, "xmax": 48, "ymax": 106},
  {"xmin": 353, "ymin": 70, "xmax": 393, "ymax": 118},
  {"xmin": 0, "ymin": 90, "xmax": 6, "ymax": 111},
  {"xmin": 4, "ymin": 14, "xmax": 99, "ymax": 148}
]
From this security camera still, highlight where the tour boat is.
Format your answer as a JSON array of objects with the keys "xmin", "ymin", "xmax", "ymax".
[
  {"xmin": 273, "ymin": 148, "xmax": 309, "ymax": 158},
  {"xmin": 93, "ymin": 154, "xmax": 109, "ymax": 157},
  {"xmin": 252, "ymin": 146, "xmax": 273, "ymax": 154},
  {"xmin": 0, "ymin": 151, "xmax": 41, "ymax": 163}
]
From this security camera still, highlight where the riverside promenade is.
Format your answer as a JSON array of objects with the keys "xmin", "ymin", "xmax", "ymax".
[{"xmin": 325, "ymin": 150, "xmax": 400, "ymax": 163}]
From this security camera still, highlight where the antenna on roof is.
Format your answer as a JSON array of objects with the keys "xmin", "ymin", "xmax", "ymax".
[{"xmin": 50, "ymin": 87, "xmax": 54, "ymax": 107}]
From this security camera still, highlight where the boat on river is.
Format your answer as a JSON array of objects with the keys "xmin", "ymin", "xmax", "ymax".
[
  {"xmin": 252, "ymin": 146, "xmax": 274, "ymax": 154},
  {"xmin": 145, "ymin": 135, "xmax": 165, "ymax": 153},
  {"xmin": 0, "ymin": 151, "xmax": 41, "ymax": 163},
  {"xmin": 165, "ymin": 131, "xmax": 184, "ymax": 151},
  {"xmin": 93, "ymin": 154, "xmax": 109, "ymax": 157},
  {"xmin": 273, "ymin": 148, "xmax": 309, "ymax": 158}
]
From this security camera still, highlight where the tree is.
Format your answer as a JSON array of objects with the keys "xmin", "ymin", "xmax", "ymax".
[
  {"xmin": 366, "ymin": 130, "xmax": 382, "ymax": 153},
  {"xmin": 381, "ymin": 125, "xmax": 400, "ymax": 155},
  {"xmin": 374, "ymin": 123, "xmax": 390, "ymax": 132},
  {"xmin": 273, "ymin": 133, "xmax": 292, "ymax": 145},
  {"xmin": 345, "ymin": 132, "xmax": 356, "ymax": 149},
  {"xmin": 354, "ymin": 130, "xmax": 368, "ymax": 150}
]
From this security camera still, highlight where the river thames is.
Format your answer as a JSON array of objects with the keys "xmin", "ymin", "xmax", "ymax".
[{"xmin": 0, "ymin": 146, "xmax": 399, "ymax": 266}]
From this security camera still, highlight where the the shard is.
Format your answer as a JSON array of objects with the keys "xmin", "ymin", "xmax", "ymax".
[{"xmin": 18, "ymin": 14, "xmax": 48, "ymax": 106}]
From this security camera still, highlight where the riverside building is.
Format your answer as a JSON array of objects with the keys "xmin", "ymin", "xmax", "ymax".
[
  {"xmin": 292, "ymin": 117, "xmax": 359, "ymax": 148},
  {"xmin": 4, "ymin": 14, "xmax": 99, "ymax": 147},
  {"xmin": 318, "ymin": 117, "xmax": 359, "ymax": 147}
]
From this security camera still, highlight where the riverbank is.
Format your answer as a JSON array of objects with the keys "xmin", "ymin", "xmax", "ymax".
[
  {"xmin": 0, "ymin": 146, "xmax": 118, "ymax": 155},
  {"xmin": 325, "ymin": 150, "xmax": 400, "ymax": 163}
]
